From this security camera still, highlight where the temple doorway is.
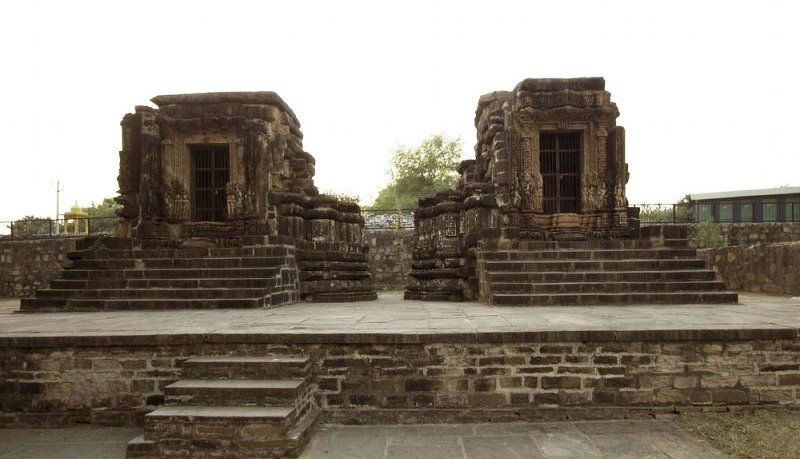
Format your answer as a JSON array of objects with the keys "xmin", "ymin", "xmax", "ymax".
[
  {"xmin": 540, "ymin": 132, "xmax": 581, "ymax": 213},
  {"xmin": 191, "ymin": 145, "xmax": 229, "ymax": 222}
]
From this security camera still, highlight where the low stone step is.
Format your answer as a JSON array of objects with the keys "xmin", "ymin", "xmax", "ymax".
[
  {"xmin": 135, "ymin": 406, "xmax": 319, "ymax": 458},
  {"xmin": 296, "ymin": 260, "xmax": 371, "ymax": 271},
  {"xmin": 485, "ymin": 258, "xmax": 706, "ymax": 272},
  {"xmin": 164, "ymin": 379, "xmax": 305, "ymax": 405},
  {"xmin": 182, "ymin": 356, "xmax": 310, "ymax": 379},
  {"xmin": 125, "ymin": 435, "xmax": 158, "ymax": 458},
  {"xmin": 21, "ymin": 297, "xmax": 265, "ymax": 312},
  {"xmin": 486, "ymin": 269, "xmax": 716, "ymax": 283},
  {"xmin": 491, "ymin": 291, "xmax": 739, "ymax": 306},
  {"xmin": 35, "ymin": 287, "xmax": 269, "ymax": 300},
  {"xmin": 491, "ymin": 280, "xmax": 727, "ymax": 294},
  {"xmin": 663, "ymin": 238, "xmax": 690, "ymax": 248},
  {"xmin": 143, "ymin": 405, "xmax": 296, "ymax": 440},
  {"xmin": 60, "ymin": 267, "xmax": 281, "ymax": 280},
  {"xmin": 49, "ymin": 277, "xmax": 279, "ymax": 290},
  {"xmin": 514, "ymin": 239, "xmax": 658, "ymax": 250},
  {"xmin": 482, "ymin": 248, "xmax": 697, "ymax": 261},
  {"xmin": 305, "ymin": 290, "xmax": 379, "ymax": 302},
  {"xmin": 72, "ymin": 245, "xmax": 291, "ymax": 260},
  {"xmin": 299, "ymin": 270, "xmax": 373, "ymax": 281},
  {"xmin": 70, "ymin": 256, "xmax": 286, "ymax": 270}
]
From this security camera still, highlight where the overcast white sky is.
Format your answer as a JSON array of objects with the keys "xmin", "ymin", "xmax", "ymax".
[{"xmin": 1, "ymin": 0, "xmax": 798, "ymax": 223}]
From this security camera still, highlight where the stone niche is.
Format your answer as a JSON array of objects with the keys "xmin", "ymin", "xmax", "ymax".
[
  {"xmin": 406, "ymin": 78, "xmax": 633, "ymax": 301},
  {"xmin": 114, "ymin": 92, "xmax": 375, "ymax": 302}
]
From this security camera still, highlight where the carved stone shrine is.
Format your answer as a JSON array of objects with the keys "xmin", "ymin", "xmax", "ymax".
[
  {"xmin": 22, "ymin": 92, "xmax": 376, "ymax": 311},
  {"xmin": 406, "ymin": 78, "xmax": 736, "ymax": 305}
]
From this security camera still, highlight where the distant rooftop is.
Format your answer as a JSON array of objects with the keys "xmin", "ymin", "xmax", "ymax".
[{"xmin": 689, "ymin": 186, "xmax": 800, "ymax": 201}]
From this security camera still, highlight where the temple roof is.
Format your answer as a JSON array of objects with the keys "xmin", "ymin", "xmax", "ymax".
[{"xmin": 151, "ymin": 91, "xmax": 297, "ymax": 121}]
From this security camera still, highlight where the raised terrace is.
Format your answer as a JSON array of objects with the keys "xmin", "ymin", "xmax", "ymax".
[{"xmin": 2, "ymin": 293, "xmax": 800, "ymax": 457}]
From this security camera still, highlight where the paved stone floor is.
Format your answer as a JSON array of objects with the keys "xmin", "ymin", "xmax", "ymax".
[
  {"xmin": 0, "ymin": 420, "xmax": 728, "ymax": 458},
  {"xmin": 302, "ymin": 420, "xmax": 731, "ymax": 459},
  {"xmin": 1, "ymin": 292, "xmax": 799, "ymax": 342},
  {"xmin": 0, "ymin": 426, "xmax": 140, "ymax": 458}
]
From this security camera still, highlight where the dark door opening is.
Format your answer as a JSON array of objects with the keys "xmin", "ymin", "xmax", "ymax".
[
  {"xmin": 191, "ymin": 145, "xmax": 229, "ymax": 222},
  {"xmin": 540, "ymin": 132, "xmax": 581, "ymax": 213}
]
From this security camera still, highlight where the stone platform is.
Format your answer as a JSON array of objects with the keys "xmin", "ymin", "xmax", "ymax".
[
  {"xmin": 2, "ymin": 292, "xmax": 797, "ymax": 344},
  {"xmin": 1, "ymin": 293, "xmax": 799, "ymax": 457}
]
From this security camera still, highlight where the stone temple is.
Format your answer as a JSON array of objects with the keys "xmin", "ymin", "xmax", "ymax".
[
  {"xmin": 21, "ymin": 92, "xmax": 376, "ymax": 311},
  {"xmin": 406, "ymin": 78, "xmax": 737, "ymax": 305}
]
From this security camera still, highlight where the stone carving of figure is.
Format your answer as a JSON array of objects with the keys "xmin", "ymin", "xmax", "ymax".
[
  {"xmin": 597, "ymin": 179, "xmax": 607, "ymax": 211},
  {"xmin": 511, "ymin": 175, "xmax": 522, "ymax": 208},
  {"xmin": 520, "ymin": 173, "xmax": 534, "ymax": 210},
  {"xmin": 615, "ymin": 175, "xmax": 628, "ymax": 209},
  {"xmin": 581, "ymin": 173, "xmax": 596, "ymax": 212},
  {"xmin": 531, "ymin": 173, "xmax": 543, "ymax": 212}
]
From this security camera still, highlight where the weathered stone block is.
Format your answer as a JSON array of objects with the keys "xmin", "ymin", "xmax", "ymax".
[{"xmin": 541, "ymin": 376, "xmax": 581, "ymax": 390}]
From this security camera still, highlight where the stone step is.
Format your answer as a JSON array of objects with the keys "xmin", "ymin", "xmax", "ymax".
[
  {"xmin": 60, "ymin": 267, "xmax": 281, "ymax": 280},
  {"xmin": 132, "ymin": 407, "xmax": 319, "ymax": 458},
  {"xmin": 514, "ymin": 239, "xmax": 658, "ymax": 250},
  {"xmin": 296, "ymin": 260, "xmax": 371, "ymax": 271},
  {"xmin": 304, "ymin": 291, "xmax": 379, "ymax": 302},
  {"xmin": 70, "ymin": 256, "xmax": 286, "ymax": 270},
  {"xmin": 299, "ymin": 270, "xmax": 373, "ymax": 281},
  {"xmin": 482, "ymin": 248, "xmax": 697, "ymax": 261},
  {"xmin": 182, "ymin": 356, "xmax": 310, "ymax": 379},
  {"xmin": 20, "ymin": 297, "xmax": 265, "ymax": 312},
  {"xmin": 124, "ymin": 436, "xmax": 158, "ymax": 459},
  {"xmin": 35, "ymin": 287, "xmax": 270, "ymax": 300},
  {"xmin": 485, "ymin": 258, "xmax": 706, "ymax": 272},
  {"xmin": 49, "ymin": 277, "xmax": 279, "ymax": 290},
  {"xmin": 491, "ymin": 280, "xmax": 727, "ymax": 294},
  {"xmin": 486, "ymin": 269, "xmax": 716, "ymax": 283},
  {"xmin": 295, "ymin": 250, "xmax": 369, "ymax": 262},
  {"xmin": 72, "ymin": 245, "xmax": 291, "ymax": 260},
  {"xmin": 143, "ymin": 405, "xmax": 296, "ymax": 440},
  {"xmin": 164, "ymin": 379, "xmax": 305, "ymax": 406},
  {"xmin": 491, "ymin": 291, "xmax": 739, "ymax": 306}
]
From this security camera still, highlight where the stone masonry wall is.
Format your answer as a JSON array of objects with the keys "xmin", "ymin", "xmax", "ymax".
[
  {"xmin": 698, "ymin": 242, "xmax": 800, "ymax": 295},
  {"xmin": 2, "ymin": 338, "xmax": 799, "ymax": 427},
  {"xmin": 688, "ymin": 223, "xmax": 800, "ymax": 247},
  {"xmin": 365, "ymin": 230, "xmax": 413, "ymax": 289},
  {"xmin": 0, "ymin": 238, "xmax": 78, "ymax": 298}
]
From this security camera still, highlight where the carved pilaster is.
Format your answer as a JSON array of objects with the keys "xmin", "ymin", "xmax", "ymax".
[
  {"xmin": 596, "ymin": 122, "xmax": 608, "ymax": 173},
  {"xmin": 517, "ymin": 110, "xmax": 543, "ymax": 213}
]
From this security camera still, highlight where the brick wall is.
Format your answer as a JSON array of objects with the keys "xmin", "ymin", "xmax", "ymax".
[
  {"xmin": 0, "ymin": 238, "xmax": 78, "ymax": 298},
  {"xmin": 2, "ymin": 338, "xmax": 799, "ymax": 426},
  {"xmin": 698, "ymin": 242, "xmax": 800, "ymax": 295},
  {"xmin": 364, "ymin": 230, "xmax": 413, "ymax": 289}
]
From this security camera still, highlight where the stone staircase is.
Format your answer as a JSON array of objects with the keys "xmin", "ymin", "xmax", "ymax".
[
  {"xmin": 126, "ymin": 355, "xmax": 319, "ymax": 459},
  {"xmin": 20, "ymin": 244, "xmax": 298, "ymax": 312},
  {"xmin": 481, "ymin": 237, "xmax": 738, "ymax": 306}
]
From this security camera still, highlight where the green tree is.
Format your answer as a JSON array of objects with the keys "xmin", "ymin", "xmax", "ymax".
[
  {"xmin": 369, "ymin": 135, "xmax": 463, "ymax": 210},
  {"xmin": 8, "ymin": 216, "xmax": 54, "ymax": 237},
  {"xmin": 86, "ymin": 198, "xmax": 120, "ymax": 235}
]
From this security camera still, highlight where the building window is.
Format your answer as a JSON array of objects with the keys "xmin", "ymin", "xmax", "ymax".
[
  {"xmin": 786, "ymin": 200, "xmax": 800, "ymax": 222},
  {"xmin": 697, "ymin": 204, "xmax": 713, "ymax": 222},
  {"xmin": 719, "ymin": 202, "xmax": 733, "ymax": 222},
  {"xmin": 740, "ymin": 202, "xmax": 753, "ymax": 222},
  {"xmin": 763, "ymin": 200, "xmax": 777, "ymax": 222}
]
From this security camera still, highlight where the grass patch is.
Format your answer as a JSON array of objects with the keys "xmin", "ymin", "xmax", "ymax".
[{"xmin": 677, "ymin": 408, "xmax": 800, "ymax": 459}]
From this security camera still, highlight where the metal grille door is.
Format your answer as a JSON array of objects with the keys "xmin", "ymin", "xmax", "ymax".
[
  {"xmin": 192, "ymin": 145, "xmax": 229, "ymax": 222},
  {"xmin": 540, "ymin": 132, "xmax": 581, "ymax": 213}
]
